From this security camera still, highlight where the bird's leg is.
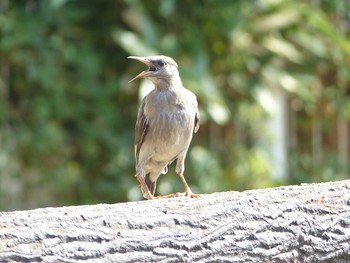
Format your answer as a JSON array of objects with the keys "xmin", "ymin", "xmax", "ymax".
[
  {"xmin": 177, "ymin": 172, "xmax": 199, "ymax": 198},
  {"xmin": 137, "ymin": 173, "xmax": 180, "ymax": 200},
  {"xmin": 175, "ymin": 157, "xmax": 199, "ymax": 198},
  {"xmin": 136, "ymin": 175, "xmax": 155, "ymax": 200}
]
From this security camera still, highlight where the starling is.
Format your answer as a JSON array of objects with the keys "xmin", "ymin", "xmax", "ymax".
[{"xmin": 129, "ymin": 55, "xmax": 200, "ymax": 200}]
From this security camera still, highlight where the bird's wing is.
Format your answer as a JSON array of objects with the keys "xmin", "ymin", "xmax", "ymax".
[
  {"xmin": 194, "ymin": 104, "xmax": 200, "ymax": 133},
  {"xmin": 135, "ymin": 100, "xmax": 149, "ymax": 164}
]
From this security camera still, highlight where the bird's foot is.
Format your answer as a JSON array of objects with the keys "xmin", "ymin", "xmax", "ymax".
[
  {"xmin": 144, "ymin": 193, "xmax": 155, "ymax": 200},
  {"xmin": 154, "ymin": 191, "xmax": 200, "ymax": 199},
  {"xmin": 154, "ymin": 193, "xmax": 180, "ymax": 199},
  {"xmin": 184, "ymin": 189, "xmax": 200, "ymax": 198},
  {"xmin": 188, "ymin": 192, "xmax": 200, "ymax": 198}
]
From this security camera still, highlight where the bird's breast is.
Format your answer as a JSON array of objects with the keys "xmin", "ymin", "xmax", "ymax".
[
  {"xmin": 144, "ymin": 88, "xmax": 196, "ymax": 152},
  {"xmin": 155, "ymin": 106, "xmax": 192, "ymax": 131},
  {"xmin": 149, "ymin": 103, "xmax": 194, "ymax": 145}
]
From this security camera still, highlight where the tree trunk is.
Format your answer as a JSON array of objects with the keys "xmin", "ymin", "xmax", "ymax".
[{"xmin": 1, "ymin": 180, "xmax": 350, "ymax": 263}]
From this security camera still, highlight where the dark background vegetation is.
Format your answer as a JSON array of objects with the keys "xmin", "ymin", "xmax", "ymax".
[{"xmin": 1, "ymin": 0, "xmax": 349, "ymax": 210}]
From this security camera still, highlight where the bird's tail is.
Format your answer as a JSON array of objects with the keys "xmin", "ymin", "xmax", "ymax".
[{"xmin": 145, "ymin": 173, "xmax": 156, "ymax": 196}]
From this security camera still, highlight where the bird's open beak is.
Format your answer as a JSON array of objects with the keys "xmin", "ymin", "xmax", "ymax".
[{"xmin": 128, "ymin": 56, "xmax": 156, "ymax": 83}]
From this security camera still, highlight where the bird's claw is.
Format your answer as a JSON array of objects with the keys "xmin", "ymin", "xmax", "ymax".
[
  {"xmin": 154, "ymin": 191, "xmax": 200, "ymax": 199},
  {"xmin": 187, "ymin": 192, "xmax": 200, "ymax": 198},
  {"xmin": 185, "ymin": 190, "xmax": 200, "ymax": 198},
  {"xmin": 155, "ymin": 193, "xmax": 181, "ymax": 199}
]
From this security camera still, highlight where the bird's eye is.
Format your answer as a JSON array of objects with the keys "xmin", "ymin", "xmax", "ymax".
[{"xmin": 157, "ymin": 60, "xmax": 165, "ymax": 67}]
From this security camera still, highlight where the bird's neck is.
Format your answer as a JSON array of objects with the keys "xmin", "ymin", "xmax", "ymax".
[{"xmin": 152, "ymin": 75, "xmax": 183, "ymax": 91}]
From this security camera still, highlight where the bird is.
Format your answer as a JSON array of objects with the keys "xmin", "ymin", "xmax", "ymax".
[{"xmin": 128, "ymin": 55, "xmax": 200, "ymax": 200}]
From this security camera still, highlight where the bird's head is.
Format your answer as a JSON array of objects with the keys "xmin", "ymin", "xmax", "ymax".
[{"xmin": 128, "ymin": 55, "xmax": 180, "ymax": 84}]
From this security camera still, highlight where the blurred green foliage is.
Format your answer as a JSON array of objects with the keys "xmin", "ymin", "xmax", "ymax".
[{"xmin": 0, "ymin": 0, "xmax": 349, "ymax": 210}]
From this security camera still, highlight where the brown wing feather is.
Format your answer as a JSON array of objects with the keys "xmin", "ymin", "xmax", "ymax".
[{"xmin": 135, "ymin": 100, "xmax": 149, "ymax": 165}]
